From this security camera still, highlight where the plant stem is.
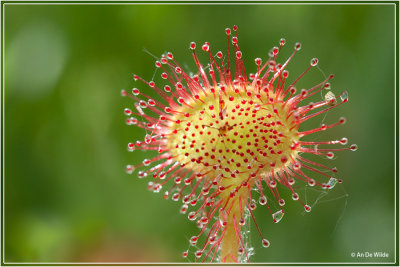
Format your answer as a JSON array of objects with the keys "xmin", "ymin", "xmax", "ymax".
[
  {"xmin": 220, "ymin": 208, "xmax": 240, "ymax": 262},
  {"xmin": 219, "ymin": 191, "xmax": 245, "ymax": 263}
]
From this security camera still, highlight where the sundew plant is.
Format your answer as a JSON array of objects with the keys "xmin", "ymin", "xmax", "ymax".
[{"xmin": 122, "ymin": 25, "xmax": 357, "ymax": 263}]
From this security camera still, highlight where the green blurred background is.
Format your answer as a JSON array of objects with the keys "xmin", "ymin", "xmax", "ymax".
[{"xmin": 3, "ymin": 3, "xmax": 395, "ymax": 263}]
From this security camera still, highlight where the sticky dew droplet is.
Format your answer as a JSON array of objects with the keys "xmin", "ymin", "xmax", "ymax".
[
  {"xmin": 350, "ymin": 144, "xmax": 358, "ymax": 151},
  {"xmin": 209, "ymin": 235, "xmax": 217, "ymax": 244},
  {"xmin": 180, "ymin": 204, "xmax": 188, "ymax": 214},
  {"xmin": 195, "ymin": 250, "xmax": 203, "ymax": 258},
  {"xmin": 340, "ymin": 91, "xmax": 349, "ymax": 102},
  {"xmin": 259, "ymin": 195, "xmax": 267, "ymax": 205},
  {"xmin": 127, "ymin": 142, "xmax": 135, "ymax": 152},
  {"xmin": 325, "ymin": 177, "xmax": 338, "ymax": 190},
  {"xmin": 138, "ymin": 171, "xmax": 147, "ymax": 179},
  {"xmin": 152, "ymin": 183, "xmax": 162, "ymax": 193},
  {"xmin": 125, "ymin": 165, "xmax": 134, "ymax": 174},
  {"xmin": 132, "ymin": 88, "xmax": 140, "ymax": 95},
  {"xmin": 172, "ymin": 193, "xmax": 180, "ymax": 202},
  {"xmin": 188, "ymin": 211, "xmax": 197, "ymax": 221},
  {"xmin": 182, "ymin": 251, "xmax": 188, "ymax": 258},
  {"xmin": 262, "ymin": 238, "xmax": 270, "ymax": 248},
  {"xmin": 305, "ymin": 205, "xmax": 312, "ymax": 212},
  {"xmin": 272, "ymin": 210, "xmax": 284, "ymax": 223},
  {"xmin": 190, "ymin": 236, "xmax": 198, "ymax": 246},
  {"xmin": 219, "ymin": 208, "xmax": 228, "ymax": 227},
  {"xmin": 310, "ymin": 58, "xmax": 318, "ymax": 66},
  {"xmin": 124, "ymin": 108, "xmax": 132, "ymax": 116},
  {"xmin": 340, "ymin": 137, "xmax": 348, "ymax": 145},
  {"xmin": 325, "ymin": 91, "xmax": 337, "ymax": 106}
]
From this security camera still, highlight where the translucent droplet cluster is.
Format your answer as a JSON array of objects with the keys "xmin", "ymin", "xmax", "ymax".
[{"xmin": 122, "ymin": 25, "xmax": 356, "ymax": 263}]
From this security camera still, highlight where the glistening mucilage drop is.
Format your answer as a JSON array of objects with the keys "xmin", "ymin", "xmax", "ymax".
[{"xmin": 122, "ymin": 25, "xmax": 356, "ymax": 263}]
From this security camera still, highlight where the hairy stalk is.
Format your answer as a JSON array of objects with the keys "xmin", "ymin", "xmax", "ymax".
[
  {"xmin": 220, "ymin": 195, "xmax": 241, "ymax": 262},
  {"xmin": 221, "ymin": 208, "xmax": 241, "ymax": 262}
]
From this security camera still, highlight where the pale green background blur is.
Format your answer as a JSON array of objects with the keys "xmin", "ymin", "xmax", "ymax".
[{"xmin": 4, "ymin": 3, "xmax": 396, "ymax": 263}]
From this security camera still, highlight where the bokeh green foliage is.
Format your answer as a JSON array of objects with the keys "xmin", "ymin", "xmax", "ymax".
[{"xmin": 4, "ymin": 3, "xmax": 395, "ymax": 263}]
